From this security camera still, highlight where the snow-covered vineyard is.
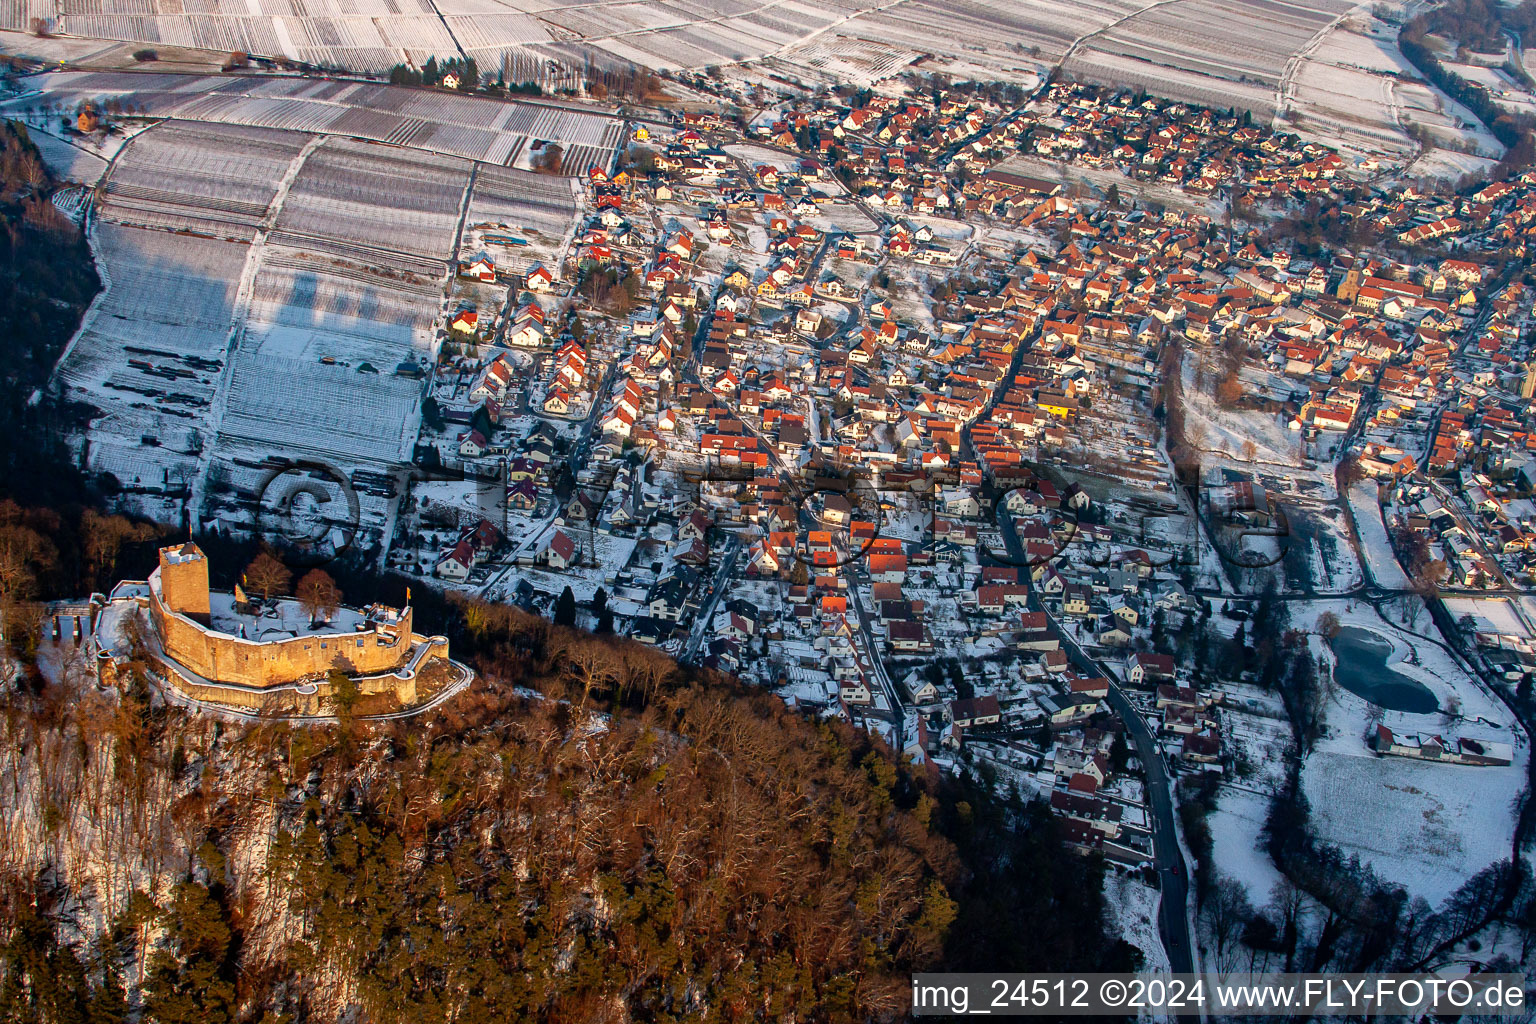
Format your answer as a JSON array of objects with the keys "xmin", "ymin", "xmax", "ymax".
[
  {"xmin": 0, "ymin": 0, "xmax": 1424, "ymax": 124},
  {"xmin": 1064, "ymin": 0, "xmax": 1355, "ymax": 117},
  {"xmin": 37, "ymin": 107, "xmax": 587, "ymax": 542},
  {"xmin": 53, "ymin": 225, "xmax": 246, "ymax": 520},
  {"xmin": 14, "ymin": 72, "xmax": 625, "ymax": 173}
]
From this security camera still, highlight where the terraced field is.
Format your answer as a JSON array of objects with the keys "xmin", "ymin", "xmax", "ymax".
[
  {"xmin": 4, "ymin": 0, "xmax": 1380, "ymax": 117},
  {"xmin": 272, "ymin": 137, "xmax": 471, "ymax": 262}
]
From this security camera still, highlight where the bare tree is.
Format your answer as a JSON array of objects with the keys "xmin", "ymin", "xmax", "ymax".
[
  {"xmin": 564, "ymin": 644, "xmax": 620, "ymax": 706},
  {"xmin": 296, "ymin": 569, "xmax": 342, "ymax": 624},
  {"xmin": 1335, "ymin": 452, "xmax": 1366, "ymax": 491},
  {"xmin": 1205, "ymin": 876, "xmax": 1256, "ymax": 970},
  {"xmin": 1268, "ymin": 877, "xmax": 1307, "ymax": 972},
  {"xmin": 532, "ymin": 144, "xmax": 564, "ymax": 175},
  {"xmin": 81, "ymin": 509, "xmax": 157, "ymax": 589},
  {"xmin": 244, "ymin": 553, "xmax": 292, "ymax": 604}
]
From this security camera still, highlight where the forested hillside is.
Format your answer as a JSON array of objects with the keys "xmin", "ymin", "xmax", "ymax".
[
  {"xmin": 0, "ymin": 596, "xmax": 1128, "ymax": 1023},
  {"xmin": 0, "ymin": 120, "xmax": 100, "ymax": 505}
]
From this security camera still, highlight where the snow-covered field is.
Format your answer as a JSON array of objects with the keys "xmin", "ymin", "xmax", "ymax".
[
  {"xmin": 7, "ymin": 72, "xmax": 626, "ymax": 173},
  {"xmin": 25, "ymin": 127, "xmax": 110, "ymax": 186},
  {"xmin": 1302, "ymin": 747, "xmax": 1523, "ymax": 904},
  {"xmin": 99, "ymin": 120, "xmax": 310, "ymax": 240},
  {"xmin": 1068, "ymin": 0, "xmax": 1353, "ymax": 118},
  {"xmin": 1442, "ymin": 595, "xmax": 1535, "ymax": 639},
  {"xmin": 1181, "ymin": 359, "xmax": 1304, "ymax": 467},
  {"xmin": 1209, "ymin": 785, "xmax": 1286, "ymax": 909},
  {"xmin": 1300, "ymin": 600, "xmax": 1526, "ymax": 904},
  {"xmin": 1346, "ymin": 481, "xmax": 1410, "ymax": 589},
  {"xmin": 47, "ymin": 113, "xmax": 493, "ymax": 536},
  {"xmin": 54, "ymin": 223, "xmax": 246, "ymax": 519},
  {"xmin": 1282, "ymin": 15, "xmax": 1418, "ymax": 168}
]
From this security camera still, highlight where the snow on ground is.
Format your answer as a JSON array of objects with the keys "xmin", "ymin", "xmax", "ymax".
[
  {"xmin": 1181, "ymin": 361, "xmax": 1305, "ymax": 467},
  {"xmin": 1296, "ymin": 599, "xmax": 1527, "ymax": 905},
  {"xmin": 26, "ymin": 127, "xmax": 109, "ymax": 186},
  {"xmin": 1209, "ymin": 786, "xmax": 1286, "ymax": 912},
  {"xmin": 1404, "ymin": 148, "xmax": 1499, "ymax": 181},
  {"xmin": 1302, "ymin": 748, "xmax": 1523, "ymax": 905},
  {"xmin": 995, "ymin": 154, "xmax": 1226, "ymax": 218},
  {"xmin": 1102, "ymin": 872, "xmax": 1171, "ymax": 973},
  {"xmin": 1302, "ymin": 506, "xmax": 1364, "ymax": 594},
  {"xmin": 1346, "ymin": 481, "xmax": 1410, "ymax": 589},
  {"xmin": 1442, "ymin": 595, "xmax": 1533, "ymax": 638},
  {"xmin": 1283, "ymin": 15, "xmax": 1417, "ymax": 169}
]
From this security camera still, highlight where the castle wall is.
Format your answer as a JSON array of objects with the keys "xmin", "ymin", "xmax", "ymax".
[
  {"xmin": 150, "ymin": 590, "xmax": 414, "ymax": 689},
  {"xmin": 144, "ymin": 649, "xmax": 424, "ymax": 713}
]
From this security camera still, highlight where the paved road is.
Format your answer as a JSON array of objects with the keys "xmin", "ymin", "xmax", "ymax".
[
  {"xmin": 844, "ymin": 567, "xmax": 906, "ymax": 729},
  {"xmin": 681, "ymin": 535, "xmax": 743, "ymax": 663},
  {"xmin": 993, "ymin": 509, "xmax": 1196, "ymax": 976}
]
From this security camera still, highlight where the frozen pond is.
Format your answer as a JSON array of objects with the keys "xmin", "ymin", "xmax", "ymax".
[{"xmin": 1328, "ymin": 627, "xmax": 1439, "ymax": 714}]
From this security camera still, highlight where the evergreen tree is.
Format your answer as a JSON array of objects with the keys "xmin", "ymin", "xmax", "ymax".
[
  {"xmin": 554, "ymin": 586, "xmax": 577, "ymax": 627},
  {"xmin": 143, "ymin": 883, "xmax": 236, "ymax": 1024},
  {"xmin": 0, "ymin": 905, "xmax": 92, "ymax": 1023}
]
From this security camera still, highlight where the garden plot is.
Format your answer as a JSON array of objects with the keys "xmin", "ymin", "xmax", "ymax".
[{"xmin": 99, "ymin": 120, "xmax": 310, "ymax": 239}]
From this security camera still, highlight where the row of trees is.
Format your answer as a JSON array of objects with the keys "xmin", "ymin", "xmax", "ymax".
[
  {"xmin": 1399, "ymin": 16, "xmax": 1536, "ymax": 178},
  {"xmin": 242, "ymin": 551, "xmax": 342, "ymax": 624},
  {"xmin": 386, "ymin": 56, "xmax": 478, "ymax": 91}
]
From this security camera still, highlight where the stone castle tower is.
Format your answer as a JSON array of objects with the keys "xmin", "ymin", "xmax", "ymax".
[{"xmin": 157, "ymin": 542, "xmax": 211, "ymax": 625}]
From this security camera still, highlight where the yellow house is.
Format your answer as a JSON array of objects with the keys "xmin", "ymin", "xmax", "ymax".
[{"xmin": 1038, "ymin": 397, "xmax": 1076, "ymax": 419}]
